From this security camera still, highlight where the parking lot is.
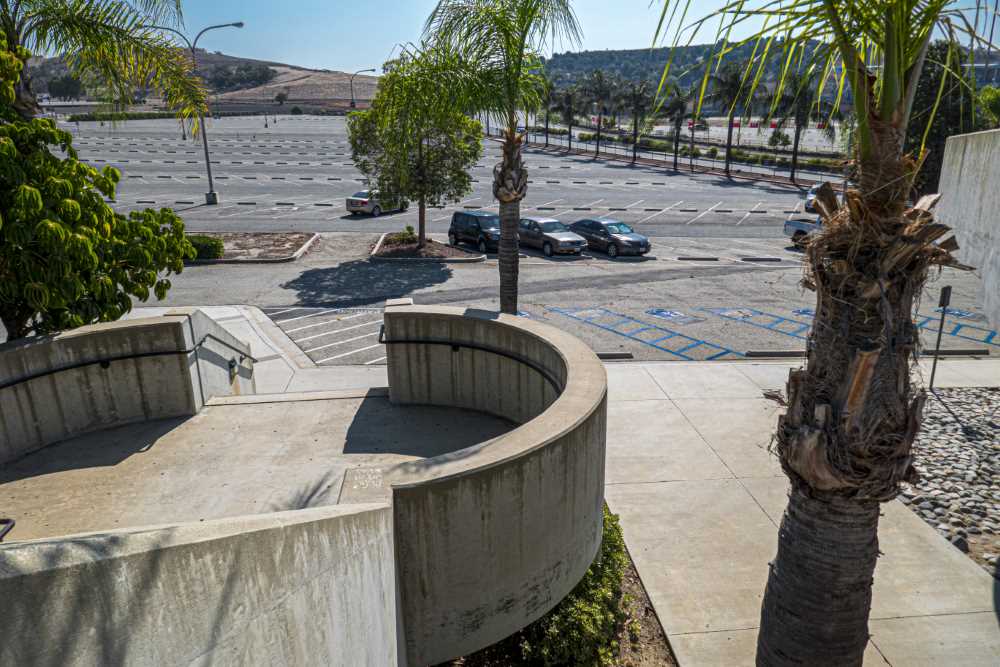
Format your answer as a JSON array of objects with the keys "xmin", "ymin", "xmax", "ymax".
[{"xmin": 65, "ymin": 115, "xmax": 994, "ymax": 363}]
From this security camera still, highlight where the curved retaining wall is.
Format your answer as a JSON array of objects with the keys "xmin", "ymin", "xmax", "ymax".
[
  {"xmin": 0, "ymin": 504, "xmax": 399, "ymax": 667},
  {"xmin": 0, "ymin": 309, "xmax": 254, "ymax": 464},
  {"xmin": 382, "ymin": 299, "xmax": 608, "ymax": 666}
]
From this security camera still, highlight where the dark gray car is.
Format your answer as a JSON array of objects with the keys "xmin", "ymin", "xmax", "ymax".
[
  {"xmin": 569, "ymin": 218, "xmax": 651, "ymax": 258},
  {"xmin": 518, "ymin": 217, "xmax": 587, "ymax": 256}
]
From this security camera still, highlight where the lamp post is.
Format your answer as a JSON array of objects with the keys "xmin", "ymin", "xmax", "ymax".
[
  {"xmin": 151, "ymin": 21, "xmax": 244, "ymax": 205},
  {"xmin": 350, "ymin": 68, "xmax": 376, "ymax": 109}
]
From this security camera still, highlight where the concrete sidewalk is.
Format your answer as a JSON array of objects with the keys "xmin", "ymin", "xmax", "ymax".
[{"xmin": 603, "ymin": 360, "xmax": 1000, "ymax": 666}]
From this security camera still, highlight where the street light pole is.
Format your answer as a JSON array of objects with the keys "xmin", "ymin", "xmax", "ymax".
[
  {"xmin": 350, "ymin": 68, "xmax": 377, "ymax": 109},
  {"xmin": 151, "ymin": 21, "xmax": 245, "ymax": 205}
]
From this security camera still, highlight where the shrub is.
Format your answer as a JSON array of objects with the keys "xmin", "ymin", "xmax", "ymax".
[
  {"xmin": 706, "ymin": 146, "xmax": 719, "ymax": 159},
  {"xmin": 186, "ymin": 234, "xmax": 224, "ymax": 260},
  {"xmin": 383, "ymin": 226, "xmax": 418, "ymax": 246},
  {"xmin": 290, "ymin": 106, "xmax": 303, "ymax": 115},
  {"xmin": 464, "ymin": 506, "xmax": 629, "ymax": 666},
  {"xmin": 578, "ymin": 131, "xmax": 596, "ymax": 142}
]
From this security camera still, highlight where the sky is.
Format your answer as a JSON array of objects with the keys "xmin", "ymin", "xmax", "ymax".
[{"xmin": 180, "ymin": 1, "xmax": 737, "ymax": 74}]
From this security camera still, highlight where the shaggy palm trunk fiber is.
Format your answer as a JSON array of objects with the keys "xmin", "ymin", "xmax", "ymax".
[
  {"xmin": 494, "ymin": 130, "xmax": 527, "ymax": 314},
  {"xmin": 756, "ymin": 121, "xmax": 962, "ymax": 667}
]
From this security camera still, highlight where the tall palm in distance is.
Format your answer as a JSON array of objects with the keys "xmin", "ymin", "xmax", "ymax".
[
  {"xmin": 581, "ymin": 68, "xmax": 614, "ymax": 157},
  {"xmin": 553, "ymin": 83, "xmax": 582, "ymax": 151},
  {"xmin": 656, "ymin": 1, "xmax": 990, "ymax": 664},
  {"xmin": 3, "ymin": 0, "xmax": 206, "ymax": 121},
  {"xmin": 621, "ymin": 79, "xmax": 654, "ymax": 162},
  {"xmin": 426, "ymin": 0, "xmax": 581, "ymax": 315},
  {"xmin": 771, "ymin": 70, "xmax": 837, "ymax": 183},
  {"xmin": 662, "ymin": 82, "xmax": 695, "ymax": 171},
  {"xmin": 705, "ymin": 61, "xmax": 753, "ymax": 176},
  {"xmin": 539, "ymin": 71, "xmax": 555, "ymax": 147}
]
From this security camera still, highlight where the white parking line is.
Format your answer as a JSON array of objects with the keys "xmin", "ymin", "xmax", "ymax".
[
  {"xmin": 685, "ymin": 201, "xmax": 721, "ymax": 225},
  {"xmin": 365, "ymin": 356, "xmax": 387, "ymax": 365},
  {"xmin": 553, "ymin": 198, "xmax": 604, "ymax": 217},
  {"xmin": 305, "ymin": 330, "xmax": 380, "ymax": 353},
  {"xmin": 736, "ymin": 201, "xmax": 764, "ymax": 225},
  {"xmin": 265, "ymin": 307, "xmax": 303, "ymax": 317},
  {"xmin": 638, "ymin": 200, "xmax": 683, "ymax": 223},
  {"xmin": 528, "ymin": 198, "xmax": 564, "ymax": 209},
  {"xmin": 294, "ymin": 319, "xmax": 383, "ymax": 343},
  {"xmin": 284, "ymin": 311, "xmax": 368, "ymax": 333},
  {"xmin": 623, "ymin": 199, "xmax": 644, "ymax": 209},
  {"xmin": 316, "ymin": 343, "xmax": 382, "ymax": 364},
  {"xmin": 273, "ymin": 308, "xmax": 342, "ymax": 323}
]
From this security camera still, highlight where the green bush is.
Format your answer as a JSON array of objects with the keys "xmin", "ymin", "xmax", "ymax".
[
  {"xmin": 578, "ymin": 131, "xmax": 596, "ymax": 142},
  {"xmin": 186, "ymin": 234, "xmax": 225, "ymax": 260},
  {"xmin": 706, "ymin": 146, "xmax": 719, "ymax": 159},
  {"xmin": 290, "ymin": 106, "xmax": 303, "ymax": 115},
  {"xmin": 384, "ymin": 225, "xmax": 418, "ymax": 246},
  {"xmin": 464, "ymin": 506, "xmax": 629, "ymax": 666}
]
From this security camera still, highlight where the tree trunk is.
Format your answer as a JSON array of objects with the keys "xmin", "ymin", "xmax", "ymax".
[
  {"xmin": 791, "ymin": 124, "xmax": 803, "ymax": 183},
  {"xmin": 673, "ymin": 122, "xmax": 681, "ymax": 171},
  {"xmin": 418, "ymin": 196, "xmax": 426, "ymax": 249},
  {"xmin": 756, "ymin": 120, "xmax": 950, "ymax": 665},
  {"xmin": 544, "ymin": 110, "xmax": 550, "ymax": 148},
  {"xmin": 757, "ymin": 487, "xmax": 880, "ymax": 666},
  {"xmin": 725, "ymin": 112, "xmax": 735, "ymax": 175},
  {"xmin": 595, "ymin": 112, "xmax": 602, "ymax": 158},
  {"xmin": 568, "ymin": 120, "xmax": 573, "ymax": 152},
  {"xmin": 632, "ymin": 114, "xmax": 639, "ymax": 163},
  {"xmin": 494, "ymin": 131, "xmax": 527, "ymax": 314}
]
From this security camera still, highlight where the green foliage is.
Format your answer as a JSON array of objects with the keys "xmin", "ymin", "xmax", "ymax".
[
  {"xmin": 385, "ymin": 226, "xmax": 418, "ymax": 246},
  {"xmin": 68, "ymin": 110, "xmax": 261, "ymax": 122},
  {"xmin": 46, "ymin": 73, "xmax": 84, "ymax": 100},
  {"xmin": 274, "ymin": 90, "xmax": 288, "ymax": 105},
  {"xmin": 186, "ymin": 234, "xmax": 224, "ymax": 260},
  {"xmin": 205, "ymin": 63, "xmax": 276, "ymax": 92},
  {"xmin": 464, "ymin": 506, "xmax": 630, "ymax": 666},
  {"xmin": 768, "ymin": 129, "xmax": 792, "ymax": 148},
  {"xmin": 290, "ymin": 106, "xmax": 303, "ymax": 116},
  {"xmin": 0, "ymin": 37, "xmax": 192, "ymax": 340},
  {"xmin": 706, "ymin": 146, "xmax": 719, "ymax": 158},
  {"xmin": 981, "ymin": 86, "xmax": 1000, "ymax": 126}
]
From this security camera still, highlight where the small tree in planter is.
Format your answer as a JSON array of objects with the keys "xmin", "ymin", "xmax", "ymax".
[
  {"xmin": 0, "ymin": 39, "xmax": 192, "ymax": 341},
  {"xmin": 348, "ymin": 45, "xmax": 482, "ymax": 248}
]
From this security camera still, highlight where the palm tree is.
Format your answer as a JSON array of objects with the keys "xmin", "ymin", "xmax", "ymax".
[
  {"xmin": 426, "ymin": 0, "xmax": 581, "ymax": 315},
  {"xmin": 705, "ymin": 61, "xmax": 752, "ymax": 176},
  {"xmin": 662, "ymin": 82, "xmax": 694, "ymax": 171},
  {"xmin": 553, "ymin": 83, "xmax": 581, "ymax": 151},
  {"xmin": 657, "ymin": 2, "xmax": 987, "ymax": 664},
  {"xmin": 581, "ymin": 69, "xmax": 614, "ymax": 157},
  {"xmin": 772, "ymin": 70, "xmax": 837, "ymax": 183},
  {"xmin": 539, "ymin": 70, "xmax": 554, "ymax": 147},
  {"xmin": 622, "ymin": 79, "xmax": 654, "ymax": 163},
  {"xmin": 2, "ymin": 0, "xmax": 205, "ymax": 121}
]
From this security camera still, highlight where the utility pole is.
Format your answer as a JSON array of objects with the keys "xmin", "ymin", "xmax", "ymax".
[{"xmin": 350, "ymin": 68, "xmax": 377, "ymax": 109}]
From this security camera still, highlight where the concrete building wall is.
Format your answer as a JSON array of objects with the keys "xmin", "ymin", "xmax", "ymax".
[
  {"xmin": 0, "ymin": 310, "xmax": 254, "ymax": 464},
  {"xmin": 937, "ymin": 128, "xmax": 1000, "ymax": 328},
  {"xmin": 383, "ymin": 301, "xmax": 608, "ymax": 666},
  {"xmin": 0, "ymin": 504, "xmax": 400, "ymax": 667}
]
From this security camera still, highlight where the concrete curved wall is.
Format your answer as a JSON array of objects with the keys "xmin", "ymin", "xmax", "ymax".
[
  {"xmin": 0, "ymin": 504, "xmax": 399, "ymax": 667},
  {"xmin": 382, "ymin": 300, "xmax": 608, "ymax": 666},
  {"xmin": 0, "ymin": 309, "xmax": 254, "ymax": 464}
]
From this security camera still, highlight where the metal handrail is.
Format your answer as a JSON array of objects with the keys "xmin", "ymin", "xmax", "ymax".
[
  {"xmin": 378, "ymin": 325, "xmax": 564, "ymax": 393},
  {"xmin": 0, "ymin": 332, "xmax": 257, "ymax": 391}
]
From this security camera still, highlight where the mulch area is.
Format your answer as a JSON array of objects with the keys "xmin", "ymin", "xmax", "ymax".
[
  {"xmin": 375, "ymin": 236, "xmax": 478, "ymax": 259},
  {"xmin": 616, "ymin": 550, "xmax": 677, "ymax": 667},
  {"xmin": 194, "ymin": 231, "xmax": 315, "ymax": 260}
]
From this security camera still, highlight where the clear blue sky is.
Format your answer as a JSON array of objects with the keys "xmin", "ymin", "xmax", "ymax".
[{"xmin": 181, "ymin": 0, "xmax": 732, "ymax": 73}]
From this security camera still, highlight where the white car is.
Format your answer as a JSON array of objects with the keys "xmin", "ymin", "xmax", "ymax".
[
  {"xmin": 784, "ymin": 216, "xmax": 822, "ymax": 246},
  {"xmin": 346, "ymin": 190, "xmax": 408, "ymax": 217}
]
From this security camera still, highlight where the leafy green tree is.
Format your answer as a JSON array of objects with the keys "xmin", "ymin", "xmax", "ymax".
[
  {"xmin": 981, "ymin": 85, "xmax": 1000, "ymax": 125},
  {"xmin": 3, "ymin": 0, "xmax": 206, "ymax": 121},
  {"xmin": 274, "ymin": 90, "xmax": 288, "ymax": 106},
  {"xmin": 348, "ymin": 46, "xmax": 483, "ymax": 247},
  {"xmin": 553, "ymin": 84, "xmax": 582, "ymax": 151},
  {"xmin": 581, "ymin": 69, "xmax": 614, "ymax": 157},
  {"xmin": 426, "ymin": 0, "xmax": 581, "ymax": 314},
  {"xmin": 0, "ymin": 37, "xmax": 193, "ymax": 341},
  {"xmin": 904, "ymin": 41, "xmax": 989, "ymax": 195},
  {"xmin": 47, "ymin": 74, "xmax": 84, "ymax": 100},
  {"xmin": 657, "ymin": 2, "xmax": 990, "ymax": 663}
]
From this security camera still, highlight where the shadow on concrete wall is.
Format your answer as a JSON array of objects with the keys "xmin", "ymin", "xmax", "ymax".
[{"xmin": 281, "ymin": 258, "xmax": 453, "ymax": 307}]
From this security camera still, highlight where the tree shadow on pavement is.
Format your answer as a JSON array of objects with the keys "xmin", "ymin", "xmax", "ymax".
[{"xmin": 281, "ymin": 258, "xmax": 453, "ymax": 307}]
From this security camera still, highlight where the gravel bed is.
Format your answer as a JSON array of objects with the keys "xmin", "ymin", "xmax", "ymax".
[{"xmin": 900, "ymin": 387, "xmax": 999, "ymax": 576}]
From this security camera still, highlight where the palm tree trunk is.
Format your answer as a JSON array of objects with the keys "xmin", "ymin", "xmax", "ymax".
[
  {"xmin": 544, "ymin": 109, "xmax": 550, "ymax": 148},
  {"xmin": 725, "ymin": 112, "xmax": 735, "ymax": 175},
  {"xmin": 418, "ymin": 196, "xmax": 426, "ymax": 249},
  {"xmin": 568, "ymin": 119, "xmax": 573, "ymax": 151},
  {"xmin": 494, "ymin": 131, "xmax": 527, "ymax": 314},
  {"xmin": 791, "ymin": 124, "xmax": 803, "ymax": 183},
  {"xmin": 757, "ymin": 487, "xmax": 880, "ymax": 666},
  {"xmin": 673, "ymin": 122, "xmax": 681, "ymax": 170},
  {"xmin": 595, "ymin": 112, "xmax": 602, "ymax": 157},
  {"xmin": 632, "ymin": 114, "xmax": 638, "ymax": 163}
]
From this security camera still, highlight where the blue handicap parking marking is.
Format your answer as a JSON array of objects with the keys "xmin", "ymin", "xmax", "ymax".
[
  {"xmin": 549, "ymin": 307, "xmax": 743, "ymax": 361},
  {"xmin": 793, "ymin": 308, "xmax": 816, "ymax": 317},
  {"xmin": 646, "ymin": 309, "xmax": 706, "ymax": 325},
  {"xmin": 701, "ymin": 307, "xmax": 812, "ymax": 340}
]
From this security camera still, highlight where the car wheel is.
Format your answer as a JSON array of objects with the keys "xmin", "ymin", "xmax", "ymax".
[
  {"xmin": 449, "ymin": 233, "xmax": 458, "ymax": 246},
  {"xmin": 607, "ymin": 243, "xmax": 619, "ymax": 258},
  {"xmin": 478, "ymin": 239, "xmax": 488, "ymax": 254},
  {"xmin": 543, "ymin": 242, "xmax": 554, "ymax": 257},
  {"xmin": 371, "ymin": 206, "xmax": 381, "ymax": 218}
]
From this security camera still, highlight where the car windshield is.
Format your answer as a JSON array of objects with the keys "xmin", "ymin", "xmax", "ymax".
[
  {"xmin": 604, "ymin": 223, "xmax": 634, "ymax": 234},
  {"xmin": 539, "ymin": 221, "xmax": 567, "ymax": 233},
  {"xmin": 478, "ymin": 216, "xmax": 500, "ymax": 231},
  {"xmin": 352, "ymin": 191, "xmax": 369, "ymax": 198}
]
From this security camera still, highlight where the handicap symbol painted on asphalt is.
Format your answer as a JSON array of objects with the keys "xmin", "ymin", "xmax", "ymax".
[
  {"xmin": 793, "ymin": 308, "xmax": 816, "ymax": 317},
  {"xmin": 935, "ymin": 307, "xmax": 984, "ymax": 321},
  {"xmin": 646, "ymin": 309, "xmax": 706, "ymax": 325}
]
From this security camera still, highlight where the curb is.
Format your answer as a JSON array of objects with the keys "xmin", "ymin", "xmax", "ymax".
[
  {"xmin": 369, "ymin": 232, "xmax": 486, "ymax": 263},
  {"xmin": 186, "ymin": 232, "xmax": 319, "ymax": 265}
]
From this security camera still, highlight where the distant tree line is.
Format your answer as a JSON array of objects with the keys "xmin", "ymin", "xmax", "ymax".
[
  {"xmin": 204, "ymin": 63, "xmax": 276, "ymax": 92},
  {"xmin": 46, "ymin": 74, "xmax": 84, "ymax": 99}
]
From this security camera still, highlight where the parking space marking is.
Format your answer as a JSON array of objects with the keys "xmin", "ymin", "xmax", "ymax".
[
  {"xmin": 638, "ymin": 200, "xmax": 683, "ymax": 223},
  {"xmin": 365, "ymin": 356, "xmax": 387, "ymax": 365},
  {"xmin": 284, "ymin": 311, "xmax": 369, "ymax": 334},
  {"xmin": 623, "ymin": 199, "xmax": 644, "ymax": 209},
  {"xmin": 273, "ymin": 308, "xmax": 343, "ymax": 324},
  {"xmin": 308, "ymin": 331, "xmax": 381, "ymax": 355},
  {"xmin": 737, "ymin": 201, "xmax": 765, "ymax": 225},
  {"xmin": 685, "ymin": 201, "xmax": 722, "ymax": 225},
  {"xmin": 294, "ymin": 319, "xmax": 384, "ymax": 343},
  {"xmin": 316, "ymin": 343, "xmax": 382, "ymax": 364}
]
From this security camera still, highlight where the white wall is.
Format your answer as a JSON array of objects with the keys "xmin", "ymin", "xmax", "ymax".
[{"xmin": 936, "ymin": 128, "xmax": 1000, "ymax": 329}]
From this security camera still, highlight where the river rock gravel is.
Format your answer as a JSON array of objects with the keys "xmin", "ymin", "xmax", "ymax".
[{"xmin": 900, "ymin": 387, "xmax": 999, "ymax": 577}]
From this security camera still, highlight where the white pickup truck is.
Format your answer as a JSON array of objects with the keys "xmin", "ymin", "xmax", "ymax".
[{"xmin": 784, "ymin": 216, "xmax": 822, "ymax": 247}]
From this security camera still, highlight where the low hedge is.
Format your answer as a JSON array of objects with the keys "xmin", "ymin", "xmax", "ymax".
[
  {"xmin": 463, "ymin": 506, "xmax": 629, "ymax": 666},
  {"xmin": 186, "ymin": 234, "xmax": 225, "ymax": 260}
]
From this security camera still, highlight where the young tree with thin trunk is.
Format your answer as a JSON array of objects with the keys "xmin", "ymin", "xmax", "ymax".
[
  {"xmin": 539, "ymin": 71, "xmax": 554, "ymax": 147},
  {"xmin": 771, "ymin": 70, "xmax": 836, "ymax": 183},
  {"xmin": 657, "ymin": 2, "xmax": 991, "ymax": 664},
  {"xmin": 581, "ymin": 69, "xmax": 613, "ymax": 157},
  {"xmin": 426, "ymin": 0, "xmax": 581, "ymax": 315},
  {"xmin": 554, "ymin": 83, "xmax": 581, "ymax": 151},
  {"xmin": 622, "ymin": 79, "xmax": 654, "ymax": 163},
  {"xmin": 348, "ymin": 46, "xmax": 483, "ymax": 248},
  {"xmin": 705, "ymin": 61, "xmax": 752, "ymax": 176},
  {"xmin": 662, "ymin": 82, "xmax": 694, "ymax": 171}
]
